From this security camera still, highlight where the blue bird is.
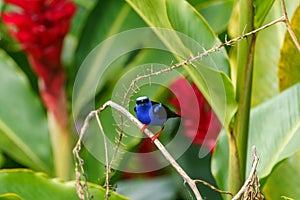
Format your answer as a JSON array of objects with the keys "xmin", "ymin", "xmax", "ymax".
[{"xmin": 134, "ymin": 96, "xmax": 180, "ymax": 141}]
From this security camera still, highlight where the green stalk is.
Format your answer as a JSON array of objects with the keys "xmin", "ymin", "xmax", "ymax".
[
  {"xmin": 228, "ymin": 129, "xmax": 242, "ymax": 197},
  {"xmin": 234, "ymin": 0, "xmax": 256, "ymax": 188},
  {"xmin": 48, "ymin": 91, "xmax": 72, "ymax": 180}
]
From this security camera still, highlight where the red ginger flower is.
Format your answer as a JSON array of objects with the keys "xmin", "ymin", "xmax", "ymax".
[
  {"xmin": 2, "ymin": 0, "xmax": 76, "ymax": 126},
  {"xmin": 169, "ymin": 78, "xmax": 222, "ymax": 152}
]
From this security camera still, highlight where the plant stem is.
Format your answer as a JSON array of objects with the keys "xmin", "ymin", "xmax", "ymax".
[
  {"xmin": 48, "ymin": 112, "xmax": 72, "ymax": 180},
  {"xmin": 234, "ymin": 0, "xmax": 256, "ymax": 191},
  {"xmin": 48, "ymin": 90, "xmax": 72, "ymax": 180},
  {"xmin": 228, "ymin": 130, "xmax": 241, "ymax": 197}
]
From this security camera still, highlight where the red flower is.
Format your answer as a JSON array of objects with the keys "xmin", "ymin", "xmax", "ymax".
[
  {"xmin": 2, "ymin": 0, "xmax": 76, "ymax": 126},
  {"xmin": 169, "ymin": 78, "xmax": 222, "ymax": 152}
]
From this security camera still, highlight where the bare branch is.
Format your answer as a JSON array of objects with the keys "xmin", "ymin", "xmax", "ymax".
[
  {"xmin": 73, "ymin": 111, "xmax": 96, "ymax": 200},
  {"xmin": 194, "ymin": 179, "xmax": 233, "ymax": 197},
  {"xmin": 94, "ymin": 112, "xmax": 110, "ymax": 199}
]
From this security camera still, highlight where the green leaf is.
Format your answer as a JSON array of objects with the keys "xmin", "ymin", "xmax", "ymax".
[
  {"xmin": 117, "ymin": 176, "xmax": 177, "ymax": 200},
  {"xmin": 254, "ymin": 0, "xmax": 275, "ymax": 28},
  {"xmin": 211, "ymin": 130, "xmax": 229, "ymax": 192},
  {"xmin": 213, "ymin": 83, "xmax": 300, "ymax": 192},
  {"xmin": 246, "ymin": 83, "xmax": 300, "ymax": 178},
  {"xmin": 278, "ymin": 4, "xmax": 300, "ymax": 91},
  {"xmin": 228, "ymin": 1, "xmax": 299, "ymax": 107},
  {"xmin": 0, "ymin": 169, "xmax": 128, "ymax": 200},
  {"xmin": 72, "ymin": 0, "xmax": 147, "ymax": 117},
  {"xmin": 0, "ymin": 151, "xmax": 5, "ymax": 168},
  {"xmin": 126, "ymin": 0, "xmax": 237, "ymax": 130},
  {"xmin": 0, "ymin": 193, "xmax": 23, "ymax": 200},
  {"xmin": 192, "ymin": 0, "xmax": 236, "ymax": 33},
  {"xmin": 252, "ymin": 0, "xmax": 300, "ymax": 106},
  {"xmin": 262, "ymin": 151, "xmax": 300, "ymax": 199},
  {"xmin": 0, "ymin": 50, "xmax": 52, "ymax": 174},
  {"xmin": 62, "ymin": 0, "xmax": 99, "ymax": 66}
]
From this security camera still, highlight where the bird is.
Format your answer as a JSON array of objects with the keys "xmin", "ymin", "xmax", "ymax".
[{"xmin": 134, "ymin": 96, "xmax": 180, "ymax": 142}]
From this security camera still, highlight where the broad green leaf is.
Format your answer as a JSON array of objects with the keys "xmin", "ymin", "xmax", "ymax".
[
  {"xmin": 117, "ymin": 176, "xmax": 177, "ymax": 200},
  {"xmin": 72, "ymin": 0, "xmax": 147, "ymax": 118},
  {"xmin": 278, "ymin": 5, "xmax": 300, "ymax": 91},
  {"xmin": 0, "ymin": 169, "xmax": 128, "ymax": 200},
  {"xmin": 127, "ymin": 0, "xmax": 230, "ymax": 74},
  {"xmin": 228, "ymin": 0, "xmax": 299, "ymax": 106},
  {"xmin": 213, "ymin": 83, "xmax": 300, "ymax": 192},
  {"xmin": 254, "ymin": 0, "xmax": 275, "ymax": 28},
  {"xmin": 211, "ymin": 130, "xmax": 229, "ymax": 192},
  {"xmin": 0, "ymin": 151, "xmax": 4, "ymax": 168},
  {"xmin": 126, "ymin": 0, "xmax": 237, "ymax": 130},
  {"xmin": 252, "ymin": 0, "xmax": 300, "ymax": 106},
  {"xmin": 251, "ymin": 1, "xmax": 282, "ymax": 107},
  {"xmin": 246, "ymin": 83, "xmax": 300, "ymax": 178},
  {"xmin": 191, "ymin": 0, "xmax": 236, "ymax": 33},
  {"xmin": 262, "ymin": 151, "xmax": 300, "ymax": 199},
  {"xmin": 73, "ymin": 0, "xmax": 144, "ymax": 67},
  {"xmin": 0, "ymin": 193, "xmax": 23, "ymax": 200},
  {"xmin": 62, "ymin": 0, "xmax": 99, "ymax": 66},
  {"xmin": 0, "ymin": 50, "xmax": 52, "ymax": 174}
]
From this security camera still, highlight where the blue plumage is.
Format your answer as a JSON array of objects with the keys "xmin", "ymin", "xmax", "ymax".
[{"xmin": 134, "ymin": 96, "xmax": 180, "ymax": 141}]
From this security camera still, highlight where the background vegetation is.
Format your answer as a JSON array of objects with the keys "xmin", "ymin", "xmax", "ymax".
[{"xmin": 0, "ymin": 0, "xmax": 299, "ymax": 199}]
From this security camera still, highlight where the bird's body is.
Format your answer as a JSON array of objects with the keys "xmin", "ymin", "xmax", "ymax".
[{"xmin": 134, "ymin": 96, "xmax": 180, "ymax": 141}]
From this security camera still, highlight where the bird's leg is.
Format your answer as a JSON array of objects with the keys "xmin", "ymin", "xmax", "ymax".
[
  {"xmin": 141, "ymin": 124, "xmax": 148, "ymax": 132},
  {"xmin": 151, "ymin": 127, "xmax": 164, "ymax": 142}
]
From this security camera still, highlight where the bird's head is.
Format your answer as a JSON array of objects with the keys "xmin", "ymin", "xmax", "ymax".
[{"xmin": 136, "ymin": 96, "xmax": 151, "ymax": 107}]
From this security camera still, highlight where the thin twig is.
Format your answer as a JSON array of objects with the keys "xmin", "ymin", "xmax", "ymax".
[
  {"xmin": 194, "ymin": 179, "xmax": 233, "ymax": 197},
  {"xmin": 94, "ymin": 112, "xmax": 110, "ymax": 199},
  {"xmin": 122, "ymin": 16, "xmax": 285, "ymax": 105},
  {"xmin": 73, "ymin": 111, "xmax": 96, "ymax": 200},
  {"xmin": 280, "ymin": 0, "xmax": 300, "ymax": 53},
  {"xmin": 232, "ymin": 146, "xmax": 259, "ymax": 200}
]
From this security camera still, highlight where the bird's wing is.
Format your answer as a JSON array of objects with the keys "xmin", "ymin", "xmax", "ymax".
[
  {"xmin": 151, "ymin": 101, "xmax": 180, "ymax": 118},
  {"xmin": 151, "ymin": 101, "xmax": 166, "ymax": 120},
  {"xmin": 134, "ymin": 106, "xmax": 137, "ymax": 112}
]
